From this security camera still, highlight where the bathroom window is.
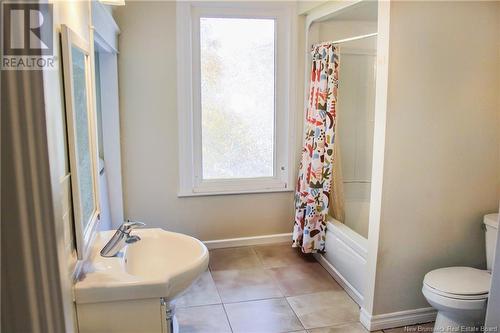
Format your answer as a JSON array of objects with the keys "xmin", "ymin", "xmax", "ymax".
[
  {"xmin": 200, "ymin": 18, "xmax": 275, "ymax": 180},
  {"xmin": 177, "ymin": 3, "xmax": 295, "ymax": 196}
]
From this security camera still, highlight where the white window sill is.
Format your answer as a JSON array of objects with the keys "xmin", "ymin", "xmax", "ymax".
[{"xmin": 177, "ymin": 187, "xmax": 294, "ymax": 198}]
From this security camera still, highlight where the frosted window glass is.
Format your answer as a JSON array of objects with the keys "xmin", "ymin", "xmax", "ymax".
[
  {"xmin": 72, "ymin": 46, "xmax": 95, "ymax": 229},
  {"xmin": 200, "ymin": 18, "xmax": 275, "ymax": 179}
]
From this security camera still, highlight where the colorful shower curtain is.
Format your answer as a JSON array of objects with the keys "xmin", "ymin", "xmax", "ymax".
[{"xmin": 292, "ymin": 43, "xmax": 340, "ymax": 253}]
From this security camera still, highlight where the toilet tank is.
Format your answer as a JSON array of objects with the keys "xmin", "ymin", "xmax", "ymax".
[{"xmin": 484, "ymin": 213, "xmax": 499, "ymax": 270}]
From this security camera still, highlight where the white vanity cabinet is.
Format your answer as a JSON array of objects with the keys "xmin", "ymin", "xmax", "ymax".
[
  {"xmin": 73, "ymin": 229, "xmax": 208, "ymax": 333},
  {"xmin": 77, "ymin": 298, "xmax": 173, "ymax": 333}
]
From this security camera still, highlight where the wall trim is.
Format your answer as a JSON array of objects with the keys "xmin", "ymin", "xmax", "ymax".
[
  {"xmin": 92, "ymin": 1, "xmax": 120, "ymax": 53},
  {"xmin": 359, "ymin": 307, "xmax": 437, "ymax": 331},
  {"xmin": 314, "ymin": 252, "xmax": 364, "ymax": 306},
  {"xmin": 203, "ymin": 233, "xmax": 292, "ymax": 249}
]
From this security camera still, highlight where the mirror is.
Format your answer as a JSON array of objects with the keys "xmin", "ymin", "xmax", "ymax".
[{"xmin": 61, "ymin": 25, "xmax": 100, "ymax": 259}]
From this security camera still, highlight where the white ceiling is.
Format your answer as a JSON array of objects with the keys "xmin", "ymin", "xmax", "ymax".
[{"xmin": 319, "ymin": 1, "xmax": 378, "ymax": 22}]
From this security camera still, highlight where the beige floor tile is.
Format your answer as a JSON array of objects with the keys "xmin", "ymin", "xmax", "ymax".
[
  {"xmin": 254, "ymin": 244, "xmax": 317, "ymax": 268},
  {"xmin": 307, "ymin": 322, "xmax": 378, "ymax": 333},
  {"xmin": 225, "ymin": 298, "xmax": 304, "ymax": 333},
  {"xmin": 268, "ymin": 263, "xmax": 342, "ymax": 296},
  {"xmin": 209, "ymin": 247, "xmax": 262, "ymax": 271},
  {"xmin": 212, "ymin": 268, "xmax": 283, "ymax": 303},
  {"xmin": 287, "ymin": 290, "xmax": 359, "ymax": 329},
  {"xmin": 175, "ymin": 270, "xmax": 221, "ymax": 308},
  {"xmin": 176, "ymin": 304, "xmax": 231, "ymax": 333},
  {"xmin": 383, "ymin": 322, "xmax": 434, "ymax": 333}
]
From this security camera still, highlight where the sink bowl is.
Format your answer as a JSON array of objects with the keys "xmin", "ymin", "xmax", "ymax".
[{"xmin": 74, "ymin": 228, "xmax": 209, "ymax": 304}]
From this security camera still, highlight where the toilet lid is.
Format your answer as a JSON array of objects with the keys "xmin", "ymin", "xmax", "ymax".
[{"xmin": 423, "ymin": 267, "xmax": 491, "ymax": 296}]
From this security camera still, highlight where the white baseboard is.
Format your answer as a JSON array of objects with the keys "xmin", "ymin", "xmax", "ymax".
[
  {"xmin": 314, "ymin": 252, "xmax": 364, "ymax": 306},
  {"xmin": 203, "ymin": 233, "xmax": 292, "ymax": 249},
  {"xmin": 359, "ymin": 307, "xmax": 437, "ymax": 331}
]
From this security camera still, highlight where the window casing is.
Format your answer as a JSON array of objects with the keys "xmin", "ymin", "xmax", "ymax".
[{"xmin": 177, "ymin": 2, "xmax": 296, "ymax": 196}]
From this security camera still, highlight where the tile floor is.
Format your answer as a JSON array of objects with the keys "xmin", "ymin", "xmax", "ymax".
[{"xmin": 175, "ymin": 243, "xmax": 434, "ymax": 333}]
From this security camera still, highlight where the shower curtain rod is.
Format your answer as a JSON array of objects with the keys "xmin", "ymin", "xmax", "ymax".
[{"xmin": 313, "ymin": 32, "xmax": 378, "ymax": 48}]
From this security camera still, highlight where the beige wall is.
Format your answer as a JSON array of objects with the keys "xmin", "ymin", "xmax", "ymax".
[
  {"xmin": 114, "ymin": 2, "xmax": 304, "ymax": 241},
  {"xmin": 371, "ymin": 1, "xmax": 500, "ymax": 315}
]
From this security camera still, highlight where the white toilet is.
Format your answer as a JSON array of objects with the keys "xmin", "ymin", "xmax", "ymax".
[{"xmin": 422, "ymin": 213, "xmax": 499, "ymax": 332}]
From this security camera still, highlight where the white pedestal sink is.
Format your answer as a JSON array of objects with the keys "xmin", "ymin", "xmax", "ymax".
[{"xmin": 74, "ymin": 228, "xmax": 209, "ymax": 333}]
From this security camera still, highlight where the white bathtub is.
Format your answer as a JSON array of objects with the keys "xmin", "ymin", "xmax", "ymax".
[{"xmin": 315, "ymin": 215, "xmax": 367, "ymax": 306}]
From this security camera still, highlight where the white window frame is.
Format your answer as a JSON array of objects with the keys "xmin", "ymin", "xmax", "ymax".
[{"xmin": 177, "ymin": 2, "xmax": 296, "ymax": 197}]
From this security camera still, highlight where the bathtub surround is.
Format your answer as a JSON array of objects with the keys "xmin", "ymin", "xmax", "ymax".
[
  {"xmin": 336, "ymin": 43, "xmax": 376, "ymax": 238},
  {"xmin": 316, "ymin": 218, "xmax": 368, "ymax": 306},
  {"xmin": 300, "ymin": 4, "xmax": 378, "ymax": 311},
  {"xmin": 310, "ymin": 19, "xmax": 377, "ymax": 239},
  {"xmin": 293, "ymin": 42, "xmax": 340, "ymax": 253}
]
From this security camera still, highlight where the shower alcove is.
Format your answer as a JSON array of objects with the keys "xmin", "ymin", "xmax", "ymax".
[{"xmin": 301, "ymin": 0, "xmax": 385, "ymax": 313}]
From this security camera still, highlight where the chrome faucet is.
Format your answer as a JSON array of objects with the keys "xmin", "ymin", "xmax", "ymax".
[{"xmin": 100, "ymin": 220, "xmax": 145, "ymax": 257}]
